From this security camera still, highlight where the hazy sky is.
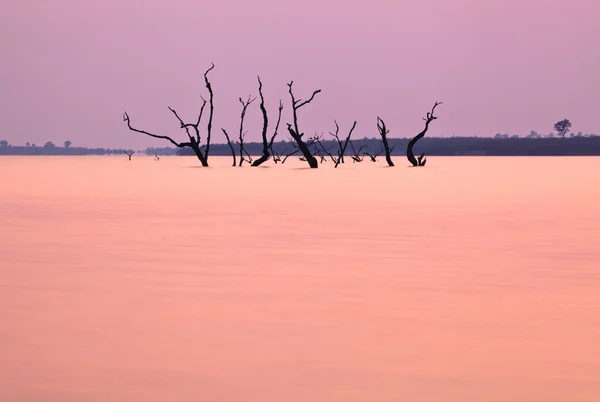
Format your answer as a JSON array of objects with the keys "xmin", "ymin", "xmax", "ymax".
[{"xmin": 1, "ymin": 0, "xmax": 598, "ymax": 148}]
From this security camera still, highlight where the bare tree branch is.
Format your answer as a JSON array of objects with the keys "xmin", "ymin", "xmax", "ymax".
[
  {"xmin": 123, "ymin": 112, "xmax": 187, "ymax": 149},
  {"xmin": 281, "ymin": 148, "xmax": 300, "ymax": 164}
]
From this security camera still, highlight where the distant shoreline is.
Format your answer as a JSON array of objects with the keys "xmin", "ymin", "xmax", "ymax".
[{"xmin": 2, "ymin": 136, "xmax": 600, "ymax": 157}]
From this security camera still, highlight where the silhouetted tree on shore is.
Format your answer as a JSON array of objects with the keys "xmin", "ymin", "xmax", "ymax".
[
  {"xmin": 407, "ymin": 101, "xmax": 442, "ymax": 167},
  {"xmin": 123, "ymin": 63, "xmax": 216, "ymax": 166},
  {"xmin": 286, "ymin": 81, "xmax": 321, "ymax": 168},
  {"xmin": 554, "ymin": 119, "xmax": 572, "ymax": 138},
  {"xmin": 64, "ymin": 141, "xmax": 72, "ymax": 148}
]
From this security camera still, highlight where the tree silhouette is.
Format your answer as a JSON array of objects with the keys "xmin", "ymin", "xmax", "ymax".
[
  {"xmin": 220, "ymin": 129, "xmax": 237, "ymax": 166},
  {"xmin": 123, "ymin": 63, "xmax": 216, "ymax": 166},
  {"xmin": 0, "ymin": 140, "xmax": 8, "ymax": 147},
  {"xmin": 124, "ymin": 150, "xmax": 135, "ymax": 160},
  {"xmin": 44, "ymin": 141, "xmax": 55, "ymax": 148},
  {"xmin": 376, "ymin": 117, "xmax": 394, "ymax": 166},
  {"xmin": 236, "ymin": 95, "xmax": 256, "ymax": 166},
  {"xmin": 64, "ymin": 140, "xmax": 72, "ymax": 148},
  {"xmin": 407, "ymin": 101, "xmax": 442, "ymax": 167},
  {"xmin": 333, "ymin": 121, "xmax": 357, "ymax": 168},
  {"xmin": 554, "ymin": 119, "xmax": 572, "ymax": 138},
  {"xmin": 286, "ymin": 81, "xmax": 321, "ymax": 168}
]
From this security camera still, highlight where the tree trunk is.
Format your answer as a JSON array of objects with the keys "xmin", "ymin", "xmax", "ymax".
[
  {"xmin": 287, "ymin": 125, "xmax": 318, "ymax": 168},
  {"xmin": 191, "ymin": 142, "xmax": 209, "ymax": 167}
]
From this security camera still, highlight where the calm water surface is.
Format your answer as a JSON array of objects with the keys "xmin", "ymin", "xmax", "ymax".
[{"xmin": 1, "ymin": 156, "xmax": 599, "ymax": 402}]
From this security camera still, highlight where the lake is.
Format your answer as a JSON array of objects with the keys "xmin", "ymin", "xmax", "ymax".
[{"xmin": 1, "ymin": 155, "xmax": 599, "ymax": 402}]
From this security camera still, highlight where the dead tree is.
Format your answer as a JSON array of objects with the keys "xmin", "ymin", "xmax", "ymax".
[
  {"xmin": 313, "ymin": 133, "xmax": 335, "ymax": 163},
  {"xmin": 329, "ymin": 121, "xmax": 347, "ymax": 164},
  {"xmin": 252, "ymin": 77, "xmax": 284, "ymax": 167},
  {"xmin": 376, "ymin": 117, "xmax": 394, "ymax": 166},
  {"xmin": 286, "ymin": 81, "xmax": 321, "ymax": 168},
  {"xmin": 331, "ymin": 121, "xmax": 357, "ymax": 168},
  {"xmin": 221, "ymin": 129, "xmax": 237, "ymax": 166},
  {"xmin": 237, "ymin": 95, "xmax": 256, "ymax": 166},
  {"xmin": 349, "ymin": 140, "xmax": 365, "ymax": 163},
  {"xmin": 124, "ymin": 150, "xmax": 135, "ymax": 161},
  {"xmin": 407, "ymin": 101, "xmax": 442, "ymax": 167},
  {"xmin": 272, "ymin": 150, "xmax": 282, "ymax": 163},
  {"xmin": 364, "ymin": 147, "xmax": 383, "ymax": 162},
  {"xmin": 123, "ymin": 63, "xmax": 216, "ymax": 167}
]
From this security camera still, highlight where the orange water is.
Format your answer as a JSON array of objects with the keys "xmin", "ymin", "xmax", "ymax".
[{"xmin": 1, "ymin": 156, "xmax": 599, "ymax": 402}]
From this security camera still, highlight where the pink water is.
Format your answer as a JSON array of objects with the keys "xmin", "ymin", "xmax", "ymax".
[{"xmin": 1, "ymin": 156, "xmax": 599, "ymax": 401}]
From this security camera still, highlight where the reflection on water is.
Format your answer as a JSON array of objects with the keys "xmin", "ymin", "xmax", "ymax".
[{"xmin": 1, "ymin": 156, "xmax": 599, "ymax": 402}]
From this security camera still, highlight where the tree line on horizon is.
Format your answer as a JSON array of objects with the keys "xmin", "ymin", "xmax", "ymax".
[{"xmin": 3, "ymin": 134, "xmax": 600, "ymax": 158}]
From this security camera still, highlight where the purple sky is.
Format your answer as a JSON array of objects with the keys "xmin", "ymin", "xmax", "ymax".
[{"xmin": 1, "ymin": 0, "xmax": 598, "ymax": 148}]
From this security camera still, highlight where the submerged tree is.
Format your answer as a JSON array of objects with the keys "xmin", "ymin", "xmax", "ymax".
[
  {"xmin": 123, "ymin": 63, "xmax": 216, "ymax": 167},
  {"xmin": 407, "ymin": 101, "xmax": 442, "ymax": 167},
  {"xmin": 349, "ymin": 140, "xmax": 365, "ymax": 163},
  {"xmin": 364, "ymin": 147, "xmax": 384, "ymax": 162},
  {"xmin": 220, "ymin": 129, "xmax": 237, "ymax": 166},
  {"xmin": 236, "ymin": 95, "xmax": 255, "ymax": 166},
  {"xmin": 124, "ymin": 150, "xmax": 135, "ymax": 160},
  {"xmin": 329, "ymin": 121, "xmax": 346, "ymax": 164},
  {"xmin": 376, "ymin": 117, "xmax": 394, "ymax": 166},
  {"xmin": 554, "ymin": 119, "xmax": 572, "ymax": 138},
  {"xmin": 252, "ymin": 77, "xmax": 284, "ymax": 167},
  {"xmin": 286, "ymin": 81, "xmax": 321, "ymax": 168},
  {"xmin": 333, "ymin": 121, "xmax": 357, "ymax": 168}
]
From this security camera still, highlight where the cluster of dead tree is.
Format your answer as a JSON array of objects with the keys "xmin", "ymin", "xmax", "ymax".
[{"xmin": 123, "ymin": 63, "xmax": 441, "ymax": 168}]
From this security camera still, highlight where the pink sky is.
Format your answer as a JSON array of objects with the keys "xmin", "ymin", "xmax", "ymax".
[{"xmin": 1, "ymin": 0, "xmax": 598, "ymax": 148}]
